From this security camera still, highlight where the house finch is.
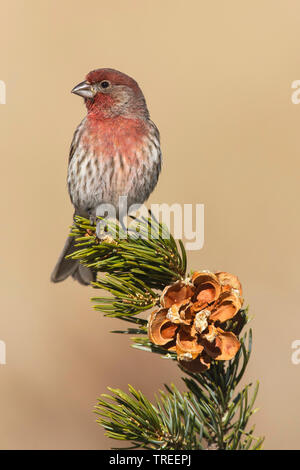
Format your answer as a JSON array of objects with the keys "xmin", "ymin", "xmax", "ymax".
[{"xmin": 51, "ymin": 68, "xmax": 162, "ymax": 285}]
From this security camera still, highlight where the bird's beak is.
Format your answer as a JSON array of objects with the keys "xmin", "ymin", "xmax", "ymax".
[{"xmin": 71, "ymin": 81, "xmax": 96, "ymax": 99}]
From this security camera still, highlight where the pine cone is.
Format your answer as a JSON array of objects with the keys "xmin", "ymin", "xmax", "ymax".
[{"xmin": 148, "ymin": 271, "xmax": 243, "ymax": 373}]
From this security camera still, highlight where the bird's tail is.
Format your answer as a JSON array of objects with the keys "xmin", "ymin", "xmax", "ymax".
[{"xmin": 51, "ymin": 229, "xmax": 94, "ymax": 285}]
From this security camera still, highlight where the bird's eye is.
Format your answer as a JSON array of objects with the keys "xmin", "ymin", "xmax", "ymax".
[{"xmin": 99, "ymin": 80, "xmax": 111, "ymax": 89}]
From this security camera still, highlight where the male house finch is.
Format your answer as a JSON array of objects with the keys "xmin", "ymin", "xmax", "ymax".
[{"xmin": 51, "ymin": 68, "xmax": 162, "ymax": 285}]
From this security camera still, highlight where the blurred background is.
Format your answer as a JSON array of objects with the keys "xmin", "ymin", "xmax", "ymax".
[{"xmin": 0, "ymin": 0, "xmax": 299, "ymax": 450}]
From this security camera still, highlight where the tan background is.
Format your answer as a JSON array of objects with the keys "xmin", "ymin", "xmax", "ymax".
[{"xmin": 0, "ymin": 0, "xmax": 299, "ymax": 450}]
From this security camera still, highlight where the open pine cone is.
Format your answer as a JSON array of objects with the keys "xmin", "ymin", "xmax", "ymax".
[{"xmin": 148, "ymin": 271, "xmax": 243, "ymax": 373}]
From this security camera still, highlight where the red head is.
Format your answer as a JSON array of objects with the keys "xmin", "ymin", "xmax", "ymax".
[{"xmin": 71, "ymin": 68, "xmax": 149, "ymax": 120}]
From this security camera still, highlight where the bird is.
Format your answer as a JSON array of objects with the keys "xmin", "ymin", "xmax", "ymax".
[{"xmin": 51, "ymin": 68, "xmax": 162, "ymax": 285}]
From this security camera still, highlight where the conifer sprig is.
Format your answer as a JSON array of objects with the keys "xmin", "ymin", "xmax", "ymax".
[
  {"xmin": 95, "ymin": 328, "xmax": 264, "ymax": 450},
  {"xmin": 69, "ymin": 215, "xmax": 186, "ymax": 290},
  {"xmin": 67, "ymin": 213, "xmax": 264, "ymax": 450}
]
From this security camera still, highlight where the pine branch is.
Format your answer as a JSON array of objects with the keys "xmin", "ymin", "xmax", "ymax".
[
  {"xmin": 95, "ymin": 318, "xmax": 264, "ymax": 450},
  {"xmin": 69, "ymin": 214, "xmax": 187, "ymax": 319},
  {"xmin": 95, "ymin": 385, "xmax": 204, "ymax": 450},
  {"xmin": 66, "ymin": 214, "xmax": 264, "ymax": 449},
  {"xmin": 92, "ymin": 274, "xmax": 158, "ymax": 317},
  {"xmin": 69, "ymin": 215, "xmax": 186, "ymax": 291},
  {"xmin": 180, "ymin": 329, "xmax": 264, "ymax": 449}
]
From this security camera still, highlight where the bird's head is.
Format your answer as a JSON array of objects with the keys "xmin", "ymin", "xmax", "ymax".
[{"xmin": 71, "ymin": 68, "xmax": 149, "ymax": 120}]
